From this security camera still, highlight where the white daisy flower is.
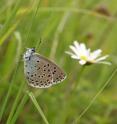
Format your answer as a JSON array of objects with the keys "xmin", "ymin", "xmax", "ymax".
[{"xmin": 65, "ymin": 41, "xmax": 111, "ymax": 65}]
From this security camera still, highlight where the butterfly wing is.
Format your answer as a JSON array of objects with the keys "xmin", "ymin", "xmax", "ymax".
[
  {"xmin": 24, "ymin": 54, "xmax": 53, "ymax": 88},
  {"xmin": 35, "ymin": 53, "xmax": 66, "ymax": 84}
]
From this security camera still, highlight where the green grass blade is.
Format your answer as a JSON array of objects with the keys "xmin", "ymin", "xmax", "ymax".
[
  {"xmin": 6, "ymin": 82, "xmax": 25, "ymax": 124},
  {"xmin": 27, "ymin": 91, "xmax": 49, "ymax": 124},
  {"xmin": 74, "ymin": 67, "xmax": 117, "ymax": 123},
  {"xmin": 0, "ymin": 23, "xmax": 18, "ymax": 45},
  {"xmin": 25, "ymin": 0, "xmax": 41, "ymax": 46},
  {"xmin": 0, "ymin": 0, "xmax": 21, "ymax": 38},
  {"xmin": 10, "ymin": 94, "xmax": 29, "ymax": 124},
  {"xmin": 0, "ymin": 63, "xmax": 20, "ymax": 121}
]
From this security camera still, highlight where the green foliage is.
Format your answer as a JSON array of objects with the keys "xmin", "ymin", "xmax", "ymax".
[{"xmin": 0, "ymin": 0, "xmax": 117, "ymax": 124}]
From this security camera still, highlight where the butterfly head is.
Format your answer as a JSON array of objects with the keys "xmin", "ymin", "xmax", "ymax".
[{"xmin": 23, "ymin": 48, "xmax": 35, "ymax": 61}]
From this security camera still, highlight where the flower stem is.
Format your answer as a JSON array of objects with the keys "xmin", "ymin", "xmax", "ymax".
[{"xmin": 72, "ymin": 66, "xmax": 86, "ymax": 91}]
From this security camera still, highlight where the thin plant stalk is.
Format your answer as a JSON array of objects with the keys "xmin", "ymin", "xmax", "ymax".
[
  {"xmin": 0, "ymin": 62, "xmax": 20, "ymax": 121},
  {"xmin": 10, "ymin": 94, "xmax": 29, "ymax": 124},
  {"xmin": 6, "ymin": 82, "xmax": 25, "ymax": 124},
  {"xmin": 27, "ymin": 91, "xmax": 49, "ymax": 124},
  {"xmin": 73, "ymin": 68, "xmax": 117, "ymax": 124}
]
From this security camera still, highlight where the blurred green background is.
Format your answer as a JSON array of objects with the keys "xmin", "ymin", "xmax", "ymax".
[{"xmin": 0, "ymin": 0, "xmax": 117, "ymax": 124}]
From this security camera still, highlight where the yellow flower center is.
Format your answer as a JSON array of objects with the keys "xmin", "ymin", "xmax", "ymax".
[{"xmin": 80, "ymin": 56, "xmax": 87, "ymax": 61}]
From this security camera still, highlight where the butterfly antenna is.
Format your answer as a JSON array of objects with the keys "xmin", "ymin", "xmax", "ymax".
[{"xmin": 35, "ymin": 37, "xmax": 42, "ymax": 50}]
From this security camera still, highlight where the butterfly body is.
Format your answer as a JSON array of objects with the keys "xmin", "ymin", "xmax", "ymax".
[{"xmin": 23, "ymin": 48, "xmax": 66, "ymax": 88}]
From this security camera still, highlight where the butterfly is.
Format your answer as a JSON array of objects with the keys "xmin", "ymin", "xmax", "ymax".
[{"xmin": 23, "ymin": 48, "xmax": 66, "ymax": 88}]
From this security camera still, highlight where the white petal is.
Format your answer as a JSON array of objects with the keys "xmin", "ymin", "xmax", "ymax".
[
  {"xmin": 79, "ymin": 43, "xmax": 88, "ymax": 55},
  {"xmin": 71, "ymin": 55, "xmax": 79, "ymax": 60},
  {"xmin": 65, "ymin": 51, "xmax": 80, "ymax": 59},
  {"xmin": 79, "ymin": 60, "xmax": 87, "ymax": 65},
  {"xmin": 78, "ymin": 43, "xmax": 90, "ymax": 57},
  {"xmin": 65, "ymin": 51, "xmax": 75, "ymax": 56},
  {"xmin": 73, "ymin": 41, "xmax": 80, "ymax": 50},
  {"xmin": 69, "ymin": 45, "xmax": 80, "ymax": 57},
  {"xmin": 96, "ymin": 55, "xmax": 109, "ymax": 62},
  {"xmin": 88, "ymin": 48, "xmax": 91, "ymax": 53},
  {"xmin": 79, "ymin": 43, "xmax": 86, "ymax": 51},
  {"xmin": 96, "ymin": 61, "xmax": 112, "ymax": 65},
  {"xmin": 90, "ymin": 49, "xmax": 102, "ymax": 60}
]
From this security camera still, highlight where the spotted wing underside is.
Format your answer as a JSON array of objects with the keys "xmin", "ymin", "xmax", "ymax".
[
  {"xmin": 35, "ymin": 54, "xmax": 66, "ymax": 84},
  {"xmin": 24, "ymin": 55, "xmax": 53, "ymax": 88},
  {"xmin": 24, "ymin": 53, "xmax": 66, "ymax": 88}
]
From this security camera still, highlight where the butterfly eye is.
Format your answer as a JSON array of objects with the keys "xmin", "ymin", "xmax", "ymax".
[{"xmin": 31, "ymin": 48, "xmax": 35, "ymax": 52}]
